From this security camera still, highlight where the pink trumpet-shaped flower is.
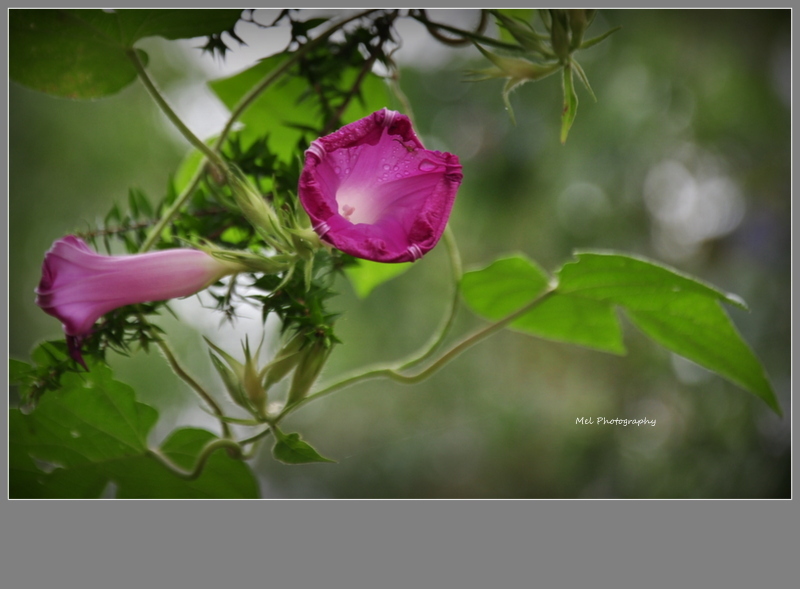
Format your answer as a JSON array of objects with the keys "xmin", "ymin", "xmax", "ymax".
[
  {"xmin": 35, "ymin": 236, "xmax": 241, "ymax": 368},
  {"xmin": 298, "ymin": 108, "xmax": 463, "ymax": 263}
]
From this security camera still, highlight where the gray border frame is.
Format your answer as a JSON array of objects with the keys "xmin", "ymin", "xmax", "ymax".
[{"xmin": 4, "ymin": 3, "xmax": 796, "ymax": 588}]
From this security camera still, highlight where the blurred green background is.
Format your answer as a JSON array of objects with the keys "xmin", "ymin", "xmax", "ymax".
[{"xmin": 9, "ymin": 9, "xmax": 791, "ymax": 498}]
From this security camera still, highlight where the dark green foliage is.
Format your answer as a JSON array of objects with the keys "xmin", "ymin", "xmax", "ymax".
[
  {"xmin": 10, "ymin": 9, "xmax": 242, "ymax": 99},
  {"xmin": 10, "ymin": 359, "xmax": 259, "ymax": 498}
]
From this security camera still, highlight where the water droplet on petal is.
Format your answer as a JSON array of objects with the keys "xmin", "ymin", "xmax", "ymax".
[
  {"xmin": 383, "ymin": 164, "xmax": 390, "ymax": 170},
  {"xmin": 418, "ymin": 160, "xmax": 438, "ymax": 172}
]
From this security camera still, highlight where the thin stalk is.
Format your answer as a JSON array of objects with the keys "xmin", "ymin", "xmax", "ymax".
[
  {"xmin": 148, "ymin": 438, "xmax": 242, "ymax": 481},
  {"xmin": 322, "ymin": 50, "xmax": 379, "ymax": 135},
  {"xmin": 156, "ymin": 339, "xmax": 231, "ymax": 438},
  {"xmin": 239, "ymin": 425, "xmax": 276, "ymax": 447},
  {"xmin": 387, "ymin": 289, "xmax": 554, "ymax": 385},
  {"xmin": 213, "ymin": 9, "xmax": 378, "ymax": 151},
  {"xmin": 398, "ymin": 225, "xmax": 462, "ymax": 370},
  {"xmin": 387, "ymin": 69, "xmax": 415, "ymax": 123},
  {"xmin": 277, "ymin": 286, "xmax": 556, "ymax": 423},
  {"xmin": 127, "ymin": 49, "xmax": 227, "ymax": 171},
  {"xmin": 139, "ymin": 166, "xmax": 205, "ymax": 252}
]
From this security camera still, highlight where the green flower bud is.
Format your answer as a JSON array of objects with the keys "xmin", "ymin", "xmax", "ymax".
[
  {"xmin": 208, "ymin": 350, "xmax": 249, "ymax": 410},
  {"xmin": 242, "ymin": 338, "xmax": 267, "ymax": 416},
  {"xmin": 490, "ymin": 10, "xmax": 549, "ymax": 56},
  {"xmin": 549, "ymin": 10, "xmax": 571, "ymax": 61},
  {"xmin": 205, "ymin": 336, "xmax": 269, "ymax": 418},
  {"xmin": 286, "ymin": 338, "xmax": 331, "ymax": 407},
  {"xmin": 568, "ymin": 9, "xmax": 589, "ymax": 51},
  {"xmin": 262, "ymin": 334, "xmax": 305, "ymax": 392},
  {"xmin": 473, "ymin": 43, "xmax": 560, "ymax": 82},
  {"xmin": 226, "ymin": 165, "xmax": 292, "ymax": 253}
]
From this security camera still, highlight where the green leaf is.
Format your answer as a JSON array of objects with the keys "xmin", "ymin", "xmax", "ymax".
[
  {"xmin": 272, "ymin": 428, "xmax": 336, "ymax": 464},
  {"xmin": 460, "ymin": 251, "xmax": 779, "ymax": 414},
  {"xmin": 560, "ymin": 64, "xmax": 578, "ymax": 143},
  {"xmin": 556, "ymin": 251, "xmax": 747, "ymax": 309},
  {"xmin": 511, "ymin": 294, "xmax": 626, "ymax": 354},
  {"xmin": 345, "ymin": 259, "xmax": 414, "ymax": 299},
  {"xmin": 10, "ymin": 9, "xmax": 241, "ymax": 99},
  {"xmin": 579, "ymin": 25, "xmax": 622, "ymax": 50},
  {"xmin": 557, "ymin": 252, "xmax": 779, "ymax": 414},
  {"xmin": 210, "ymin": 52, "xmax": 389, "ymax": 162},
  {"xmin": 570, "ymin": 59, "xmax": 596, "ymax": 102},
  {"xmin": 210, "ymin": 54, "xmax": 315, "ymax": 162},
  {"xmin": 461, "ymin": 254, "xmax": 624, "ymax": 353},
  {"xmin": 10, "ymin": 361, "xmax": 259, "ymax": 498},
  {"xmin": 460, "ymin": 255, "xmax": 551, "ymax": 319}
]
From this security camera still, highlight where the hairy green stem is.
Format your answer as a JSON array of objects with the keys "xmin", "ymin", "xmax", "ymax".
[
  {"xmin": 127, "ymin": 49, "xmax": 227, "ymax": 171},
  {"xmin": 239, "ymin": 425, "xmax": 275, "ymax": 447},
  {"xmin": 387, "ymin": 69, "xmax": 416, "ymax": 123},
  {"xmin": 398, "ymin": 225, "xmax": 462, "ymax": 370},
  {"xmin": 322, "ymin": 49, "xmax": 380, "ymax": 135},
  {"xmin": 148, "ymin": 438, "xmax": 242, "ymax": 481},
  {"xmin": 277, "ymin": 286, "xmax": 556, "ymax": 423},
  {"xmin": 139, "ymin": 166, "xmax": 205, "ymax": 252},
  {"xmin": 213, "ymin": 9, "xmax": 378, "ymax": 151},
  {"xmin": 156, "ymin": 339, "xmax": 231, "ymax": 438}
]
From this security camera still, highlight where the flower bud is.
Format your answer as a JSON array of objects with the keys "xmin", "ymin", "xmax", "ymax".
[
  {"xmin": 206, "ymin": 337, "xmax": 268, "ymax": 418},
  {"xmin": 36, "ymin": 236, "xmax": 243, "ymax": 368},
  {"xmin": 568, "ymin": 9, "xmax": 589, "ymax": 50},
  {"xmin": 226, "ymin": 165, "xmax": 292, "ymax": 253},
  {"xmin": 286, "ymin": 338, "xmax": 331, "ymax": 407},
  {"xmin": 242, "ymin": 339, "xmax": 267, "ymax": 415},
  {"xmin": 490, "ymin": 11, "xmax": 547, "ymax": 55},
  {"xmin": 549, "ymin": 10, "xmax": 571, "ymax": 61},
  {"xmin": 262, "ymin": 334, "xmax": 305, "ymax": 392}
]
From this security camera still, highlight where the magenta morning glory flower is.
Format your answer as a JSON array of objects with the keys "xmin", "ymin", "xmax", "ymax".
[
  {"xmin": 298, "ymin": 108, "xmax": 463, "ymax": 263},
  {"xmin": 35, "ymin": 236, "xmax": 242, "ymax": 368}
]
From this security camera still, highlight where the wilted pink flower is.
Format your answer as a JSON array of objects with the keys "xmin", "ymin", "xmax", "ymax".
[
  {"xmin": 35, "ymin": 236, "xmax": 241, "ymax": 368},
  {"xmin": 298, "ymin": 108, "xmax": 463, "ymax": 263}
]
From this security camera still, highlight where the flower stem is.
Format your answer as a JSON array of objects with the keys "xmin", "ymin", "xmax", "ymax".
[
  {"xmin": 387, "ymin": 288, "xmax": 553, "ymax": 384},
  {"xmin": 239, "ymin": 425, "xmax": 275, "ymax": 447},
  {"xmin": 126, "ymin": 49, "xmax": 227, "ymax": 172},
  {"xmin": 139, "ymin": 165, "xmax": 205, "ymax": 252},
  {"xmin": 147, "ymin": 438, "xmax": 242, "ymax": 481},
  {"xmin": 276, "ymin": 285, "xmax": 556, "ymax": 423},
  {"xmin": 398, "ymin": 225, "xmax": 462, "ymax": 370},
  {"xmin": 213, "ymin": 9, "xmax": 378, "ymax": 151},
  {"xmin": 155, "ymin": 338, "xmax": 231, "ymax": 439}
]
